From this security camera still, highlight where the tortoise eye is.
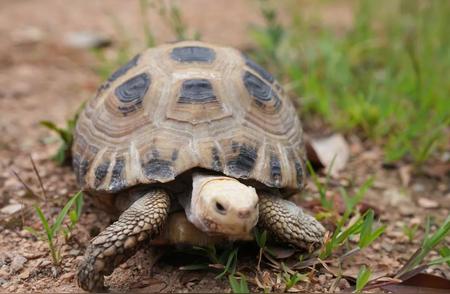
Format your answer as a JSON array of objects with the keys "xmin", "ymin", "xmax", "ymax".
[{"xmin": 215, "ymin": 201, "xmax": 227, "ymax": 214}]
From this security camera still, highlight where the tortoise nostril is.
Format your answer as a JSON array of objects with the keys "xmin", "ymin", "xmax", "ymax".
[
  {"xmin": 238, "ymin": 209, "xmax": 251, "ymax": 219},
  {"xmin": 215, "ymin": 201, "xmax": 227, "ymax": 214}
]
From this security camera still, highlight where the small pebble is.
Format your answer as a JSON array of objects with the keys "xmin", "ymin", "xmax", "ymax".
[
  {"xmin": 63, "ymin": 31, "xmax": 112, "ymax": 49},
  {"xmin": 68, "ymin": 249, "xmax": 80, "ymax": 256},
  {"xmin": 0, "ymin": 203, "xmax": 23, "ymax": 215},
  {"xmin": 313, "ymin": 284, "xmax": 322, "ymax": 292},
  {"xmin": 339, "ymin": 278, "xmax": 350, "ymax": 289},
  {"xmin": 51, "ymin": 266, "xmax": 59, "ymax": 278},
  {"xmin": 18, "ymin": 270, "xmax": 30, "ymax": 280},
  {"xmin": 318, "ymin": 274, "xmax": 327, "ymax": 286},
  {"xmin": 8, "ymin": 285, "xmax": 17, "ymax": 291},
  {"xmin": 417, "ymin": 197, "xmax": 439, "ymax": 209},
  {"xmin": 381, "ymin": 242, "xmax": 393, "ymax": 252},
  {"xmin": 0, "ymin": 269, "xmax": 9, "ymax": 279},
  {"xmin": 39, "ymin": 260, "xmax": 52, "ymax": 268},
  {"xmin": 10, "ymin": 255, "xmax": 27, "ymax": 273},
  {"xmin": 11, "ymin": 26, "xmax": 45, "ymax": 45},
  {"xmin": 412, "ymin": 183, "xmax": 425, "ymax": 192}
]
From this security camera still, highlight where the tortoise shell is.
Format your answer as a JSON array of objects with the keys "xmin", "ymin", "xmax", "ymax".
[{"xmin": 72, "ymin": 41, "xmax": 306, "ymax": 195}]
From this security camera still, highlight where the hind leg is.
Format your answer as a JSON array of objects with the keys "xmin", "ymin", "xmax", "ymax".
[{"xmin": 77, "ymin": 188, "xmax": 170, "ymax": 292}]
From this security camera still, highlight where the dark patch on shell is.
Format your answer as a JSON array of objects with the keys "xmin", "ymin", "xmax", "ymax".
[
  {"xmin": 243, "ymin": 71, "xmax": 281, "ymax": 110},
  {"xmin": 178, "ymin": 79, "xmax": 216, "ymax": 104},
  {"xmin": 244, "ymin": 55, "xmax": 274, "ymax": 83},
  {"xmin": 170, "ymin": 46, "xmax": 216, "ymax": 63},
  {"xmin": 142, "ymin": 159, "xmax": 174, "ymax": 180},
  {"xmin": 151, "ymin": 148, "xmax": 160, "ymax": 158},
  {"xmin": 171, "ymin": 149, "xmax": 179, "ymax": 161},
  {"xmin": 211, "ymin": 147, "xmax": 222, "ymax": 170},
  {"xmin": 72, "ymin": 155, "xmax": 89, "ymax": 185},
  {"xmin": 270, "ymin": 153, "xmax": 282, "ymax": 184},
  {"xmin": 115, "ymin": 73, "xmax": 151, "ymax": 115},
  {"xmin": 95, "ymin": 161, "xmax": 110, "ymax": 187},
  {"xmin": 109, "ymin": 158, "xmax": 126, "ymax": 192},
  {"xmin": 108, "ymin": 54, "xmax": 140, "ymax": 82},
  {"xmin": 294, "ymin": 160, "xmax": 304, "ymax": 187},
  {"xmin": 72, "ymin": 156, "xmax": 80, "ymax": 180},
  {"xmin": 79, "ymin": 159, "xmax": 89, "ymax": 182},
  {"xmin": 231, "ymin": 141, "xmax": 239, "ymax": 153},
  {"xmin": 95, "ymin": 82, "xmax": 110, "ymax": 97},
  {"xmin": 227, "ymin": 143, "xmax": 258, "ymax": 177}
]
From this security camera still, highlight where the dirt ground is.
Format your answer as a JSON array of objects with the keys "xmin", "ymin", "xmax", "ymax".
[{"xmin": 0, "ymin": 0, "xmax": 448, "ymax": 292}]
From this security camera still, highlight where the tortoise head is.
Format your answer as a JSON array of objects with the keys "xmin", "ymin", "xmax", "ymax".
[{"xmin": 188, "ymin": 173, "xmax": 259, "ymax": 238}]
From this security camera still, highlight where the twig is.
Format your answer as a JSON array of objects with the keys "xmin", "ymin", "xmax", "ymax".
[
  {"xmin": 11, "ymin": 169, "xmax": 41, "ymax": 200},
  {"xmin": 29, "ymin": 155, "xmax": 48, "ymax": 205},
  {"xmin": 316, "ymin": 258, "xmax": 338, "ymax": 277},
  {"xmin": 363, "ymin": 278, "xmax": 402, "ymax": 291},
  {"xmin": 338, "ymin": 247, "xmax": 361, "ymax": 263}
]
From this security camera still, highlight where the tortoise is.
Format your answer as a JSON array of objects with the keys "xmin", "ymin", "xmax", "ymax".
[{"xmin": 73, "ymin": 41, "xmax": 325, "ymax": 291}]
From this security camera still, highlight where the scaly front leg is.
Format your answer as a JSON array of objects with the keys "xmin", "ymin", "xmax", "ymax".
[
  {"xmin": 77, "ymin": 188, "xmax": 170, "ymax": 292},
  {"xmin": 258, "ymin": 191, "xmax": 325, "ymax": 252}
]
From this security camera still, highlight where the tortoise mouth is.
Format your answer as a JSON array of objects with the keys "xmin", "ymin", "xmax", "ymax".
[{"xmin": 200, "ymin": 216, "xmax": 257, "ymax": 240}]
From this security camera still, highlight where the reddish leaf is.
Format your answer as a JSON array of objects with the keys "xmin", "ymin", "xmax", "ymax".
[
  {"xmin": 381, "ymin": 273, "xmax": 450, "ymax": 293},
  {"xmin": 401, "ymin": 273, "xmax": 450, "ymax": 289}
]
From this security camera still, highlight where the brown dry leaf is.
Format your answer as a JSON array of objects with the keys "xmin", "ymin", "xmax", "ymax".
[
  {"xmin": 423, "ymin": 162, "xmax": 450, "ymax": 179},
  {"xmin": 417, "ymin": 197, "xmax": 439, "ymax": 209},
  {"xmin": 308, "ymin": 134, "xmax": 350, "ymax": 176}
]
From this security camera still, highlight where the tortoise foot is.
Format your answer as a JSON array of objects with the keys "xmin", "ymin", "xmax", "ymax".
[
  {"xmin": 77, "ymin": 189, "xmax": 170, "ymax": 292},
  {"xmin": 258, "ymin": 192, "xmax": 325, "ymax": 252}
]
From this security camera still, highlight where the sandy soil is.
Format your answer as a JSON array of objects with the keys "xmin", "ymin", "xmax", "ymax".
[{"xmin": 0, "ymin": 0, "xmax": 448, "ymax": 292}]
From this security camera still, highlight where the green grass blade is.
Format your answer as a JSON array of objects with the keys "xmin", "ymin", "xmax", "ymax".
[
  {"xmin": 427, "ymin": 256, "xmax": 450, "ymax": 267},
  {"xmin": 396, "ymin": 215, "xmax": 450, "ymax": 278},
  {"xmin": 34, "ymin": 205, "xmax": 52, "ymax": 241},
  {"xmin": 229, "ymin": 275, "xmax": 249, "ymax": 294},
  {"xmin": 439, "ymin": 247, "xmax": 450, "ymax": 266},
  {"xmin": 359, "ymin": 209, "xmax": 374, "ymax": 248},
  {"xmin": 50, "ymin": 191, "xmax": 82, "ymax": 238},
  {"xmin": 255, "ymin": 229, "xmax": 267, "ymax": 249},
  {"xmin": 179, "ymin": 264, "xmax": 210, "ymax": 271},
  {"xmin": 217, "ymin": 248, "xmax": 238, "ymax": 279},
  {"xmin": 75, "ymin": 192, "xmax": 84, "ymax": 218},
  {"xmin": 355, "ymin": 265, "xmax": 371, "ymax": 293}
]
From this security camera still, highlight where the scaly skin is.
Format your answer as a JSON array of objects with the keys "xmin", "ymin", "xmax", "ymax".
[
  {"xmin": 258, "ymin": 192, "xmax": 325, "ymax": 252},
  {"xmin": 76, "ymin": 189, "xmax": 170, "ymax": 292}
]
